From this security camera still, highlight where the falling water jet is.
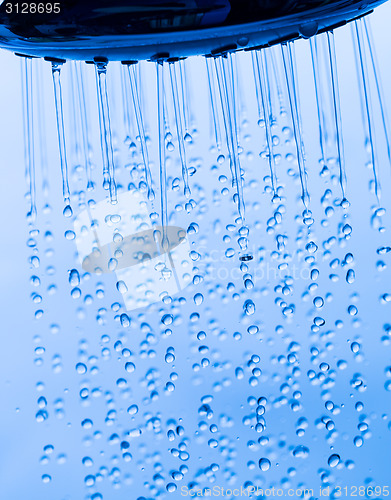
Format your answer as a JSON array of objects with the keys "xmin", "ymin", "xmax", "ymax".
[
  {"xmin": 353, "ymin": 20, "xmax": 381, "ymax": 202},
  {"xmin": 254, "ymin": 49, "xmax": 278, "ymax": 197},
  {"xmin": 281, "ymin": 43, "xmax": 311, "ymax": 221},
  {"xmin": 310, "ymin": 37, "xmax": 329, "ymax": 174},
  {"xmin": 74, "ymin": 62, "xmax": 94, "ymax": 191},
  {"xmin": 123, "ymin": 62, "xmax": 155, "ymax": 201},
  {"xmin": 363, "ymin": 18, "xmax": 391, "ymax": 168},
  {"xmin": 232, "ymin": 53, "xmax": 246, "ymax": 136},
  {"xmin": 263, "ymin": 52, "xmax": 277, "ymax": 128},
  {"xmin": 94, "ymin": 58, "xmax": 118, "ymax": 205},
  {"xmin": 21, "ymin": 56, "xmax": 36, "ymax": 223},
  {"xmin": 36, "ymin": 61, "xmax": 49, "ymax": 201},
  {"xmin": 326, "ymin": 31, "xmax": 348, "ymax": 203},
  {"xmin": 251, "ymin": 52, "xmax": 264, "ymax": 125},
  {"xmin": 269, "ymin": 47, "xmax": 286, "ymax": 117},
  {"xmin": 68, "ymin": 62, "xmax": 83, "ymax": 171},
  {"xmin": 120, "ymin": 63, "xmax": 134, "ymax": 148},
  {"xmin": 179, "ymin": 59, "xmax": 192, "ymax": 142},
  {"xmin": 214, "ymin": 55, "xmax": 245, "ymax": 218},
  {"xmin": 168, "ymin": 60, "xmax": 191, "ymax": 198},
  {"xmin": 214, "ymin": 56, "xmax": 236, "ymax": 188},
  {"xmin": 49, "ymin": 58, "xmax": 72, "ymax": 217},
  {"xmin": 205, "ymin": 57, "xmax": 223, "ymax": 154},
  {"xmin": 94, "ymin": 62, "xmax": 108, "ymax": 189},
  {"xmin": 157, "ymin": 61, "xmax": 169, "ymax": 254},
  {"xmin": 214, "ymin": 52, "xmax": 250, "ymax": 257},
  {"xmin": 162, "ymin": 78, "xmax": 174, "ymax": 153}
]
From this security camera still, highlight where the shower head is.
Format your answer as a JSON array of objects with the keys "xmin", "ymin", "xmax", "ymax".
[{"xmin": 0, "ymin": 0, "xmax": 387, "ymax": 61}]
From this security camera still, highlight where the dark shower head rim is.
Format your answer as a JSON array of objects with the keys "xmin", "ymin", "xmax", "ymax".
[{"xmin": 0, "ymin": 0, "xmax": 387, "ymax": 62}]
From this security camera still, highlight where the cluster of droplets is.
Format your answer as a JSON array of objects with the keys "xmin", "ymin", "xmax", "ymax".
[{"xmin": 16, "ymin": 10, "xmax": 391, "ymax": 500}]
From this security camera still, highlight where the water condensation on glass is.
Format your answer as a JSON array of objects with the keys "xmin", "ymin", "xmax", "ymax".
[{"xmin": 1, "ymin": 7, "xmax": 391, "ymax": 500}]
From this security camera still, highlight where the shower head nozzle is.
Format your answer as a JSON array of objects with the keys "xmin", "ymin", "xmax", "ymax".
[{"xmin": 0, "ymin": 0, "xmax": 387, "ymax": 61}]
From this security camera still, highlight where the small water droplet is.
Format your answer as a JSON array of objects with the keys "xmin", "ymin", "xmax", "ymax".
[
  {"xmin": 328, "ymin": 454, "xmax": 340, "ymax": 467},
  {"xmin": 259, "ymin": 458, "xmax": 271, "ymax": 471}
]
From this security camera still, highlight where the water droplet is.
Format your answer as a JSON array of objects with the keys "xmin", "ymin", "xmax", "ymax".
[
  {"xmin": 127, "ymin": 404, "xmax": 138, "ymax": 415},
  {"xmin": 259, "ymin": 458, "xmax": 271, "ymax": 471},
  {"xmin": 346, "ymin": 269, "xmax": 355, "ymax": 284},
  {"xmin": 244, "ymin": 299, "xmax": 255, "ymax": 315},
  {"xmin": 120, "ymin": 313, "xmax": 130, "ymax": 327},
  {"xmin": 328, "ymin": 454, "xmax": 340, "ymax": 467},
  {"xmin": 116, "ymin": 281, "xmax": 128, "ymax": 294},
  {"xmin": 306, "ymin": 241, "xmax": 318, "ymax": 253},
  {"xmin": 63, "ymin": 204, "xmax": 73, "ymax": 218},
  {"xmin": 351, "ymin": 341, "xmax": 361, "ymax": 353},
  {"xmin": 194, "ymin": 293, "xmax": 204, "ymax": 306},
  {"xmin": 64, "ymin": 230, "xmax": 75, "ymax": 240}
]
